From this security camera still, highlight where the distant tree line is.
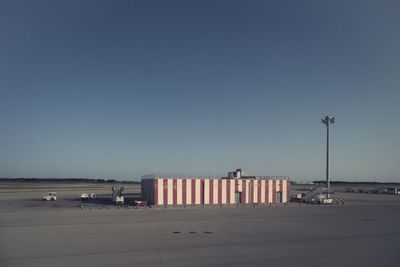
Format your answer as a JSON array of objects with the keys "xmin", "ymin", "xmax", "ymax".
[
  {"xmin": 312, "ymin": 180, "xmax": 400, "ymax": 185},
  {"xmin": 0, "ymin": 178, "xmax": 140, "ymax": 184}
]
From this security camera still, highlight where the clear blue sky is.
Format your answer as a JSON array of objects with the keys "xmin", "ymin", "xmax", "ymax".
[{"xmin": 1, "ymin": 0, "xmax": 399, "ymax": 181}]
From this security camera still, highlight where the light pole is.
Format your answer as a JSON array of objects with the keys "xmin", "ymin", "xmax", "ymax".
[{"xmin": 321, "ymin": 115, "xmax": 335, "ymax": 198}]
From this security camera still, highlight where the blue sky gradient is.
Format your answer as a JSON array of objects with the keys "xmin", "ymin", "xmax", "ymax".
[{"xmin": 1, "ymin": 0, "xmax": 399, "ymax": 181}]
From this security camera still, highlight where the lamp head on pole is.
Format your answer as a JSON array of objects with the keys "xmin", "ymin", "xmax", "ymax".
[{"xmin": 321, "ymin": 116, "xmax": 335, "ymax": 125}]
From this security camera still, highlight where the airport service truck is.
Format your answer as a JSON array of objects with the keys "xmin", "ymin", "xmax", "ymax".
[
  {"xmin": 114, "ymin": 196, "xmax": 124, "ymax": 205},
  {"xmin": 302, "ymin": 188, "xmax": 334, "ymax": 204},
  {"xmin": 81, "ymin": 193, "xmax": 97, "ymax": 200},
  {"xmin": 43, "ymin": 192, "xmax": 57, "ymax": 201},
  {"xmin": 112, "ymin": 186, "xmax": 124, "ymax": 205}
]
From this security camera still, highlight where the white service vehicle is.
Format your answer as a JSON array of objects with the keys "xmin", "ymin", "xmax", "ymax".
[
  {"xmin": 43, "ymin": 192, "xmax": 57, "ymax": 201},
  {"xmin": 112, "ymin": 186, "xmax": 124, "ymax": 204},
  {"xmin": 81, "ymin": 193, "xmax": 89, "ymax": 200},
  {"xmin": 115, "ymin": 196, "xmax": 124, "ymax": 204},
  {"xmin": 315, "ymin": 196, "xmax": 333, "ymax": 204}
]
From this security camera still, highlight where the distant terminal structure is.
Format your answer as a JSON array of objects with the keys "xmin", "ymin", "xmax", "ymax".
[{"xmin": 141, "ymin": 169, "xmax": 290, "ymax": 206}]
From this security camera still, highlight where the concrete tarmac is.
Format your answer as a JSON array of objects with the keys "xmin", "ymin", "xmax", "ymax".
[{"xmin": 1, "ymin": 183, "xmax": 399, "ymax": 266}]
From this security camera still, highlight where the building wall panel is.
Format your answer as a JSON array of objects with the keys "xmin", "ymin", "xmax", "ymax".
[
  {"xmin": 272, "ymin": 180, "xmax": 276, "ymax": 203},
  {"xmin": 268, "ymin": 180, "xmax": 272, "ymax": 203},
  {"xmin": 157, "ymin": 179, "xmax": 162, "ymax": 205},
  {"xmin": 177, "ymin": 179, "xmax": 182, "ymax": 205},
  {"xmin": 197, "ymin": 180, "xmax": 202, "ymax": 204},
  {"xmin": 190, "ymin": 179, "xmax": 195, "ymax": 205},
  {"xmin": 173, "ymin": 179, "xmax": 177, "ymax": 205},
  {"xmin": 167, "ymin": 179, "xmax": 173, "ymax": 205},
  {"xmin": 163, "ymin": 179, "xmax": 167, "ymax": 205},
  {"xmin": 230, "ymin": 180, "xmax": 235, "ymax": 204},
  {"xmin": 153, "ymin": 179, "xmax": 158, "ymax": 205},
  {"xmin": 182, "ymin": 179, "xmax": 186, "ymax": 204},
  {"xmin": 256, "ymin": 180, "xmax": 259, "ymax": 203},
  {"xmin": 208, "ymin": 179, "xmax": 212, "ymax": 204},
  {"xmin": 246, "ymin": 180, "xmax": 249, "ymax": 203},
  {"xmin": 213, "ymin": 179, "xmax": 219, "ymax": 204},
  {"xmin": 258, "ymin": 180, "xmax": 262, "ymax": 203},
  {"xmin": 242, "ymin": 180, "xmax": 247, "ymax": 204},
  {"xmin": 249, "ymin": 180, "xmax": 255, "ymax": 203},
  {"xmin": 186, "ymin": 179, "xmax": 191, "ymax": 204},
  {"xmin": 282, "ymin": 180, "xmax": 287, "ymax": 203},
  {"xmin": 221, "ymin": 179, "xmax": 226, "ymax": 204},
  {"xmin": 204, "ymin": 179, "xmax": 210, "ymax": 204},
  {"xmin": 261, "ymin": 180, "xmax": 265, "ymax": 203}
]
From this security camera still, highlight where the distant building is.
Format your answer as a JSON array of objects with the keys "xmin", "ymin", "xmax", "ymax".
[{"xmin": 141, "ymin": 169, "xmax": 290, "ymax": 206}]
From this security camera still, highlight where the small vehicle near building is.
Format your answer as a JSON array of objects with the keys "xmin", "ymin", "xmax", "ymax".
[
  {"xmin": 81, "ymin": 193, "xmax": 97, "ymax": 201},
  {"xmin": 43, "ymin": 192, "xmax": 57, "ymax": 201},
  {"xmin": 134, "ymin": 200, "xmax": 147, "ymax": 206},
  {"xmin": 291, "ymin": 193, "xmax": 305, "ymax": 202},
  {"xmin": 115, "ymin": 196, "xmax": 124, "ymax": 204},
  {"xmin": 318, "ymin": 197, "xmax": 333, "ymax": 204},
  {"xmin": 112, "ymin": 186, "xmax": 124, "ymax": 205}
]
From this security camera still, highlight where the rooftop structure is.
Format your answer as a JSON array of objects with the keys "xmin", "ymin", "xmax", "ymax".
[{"xmin": 227, "ymin": 169, "xmax": 247, "ymax": 179}]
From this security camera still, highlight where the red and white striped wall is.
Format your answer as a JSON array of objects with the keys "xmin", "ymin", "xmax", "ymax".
[{"xmin": 141, "ymin": 178, "xmax": 290, "ymax": 205}]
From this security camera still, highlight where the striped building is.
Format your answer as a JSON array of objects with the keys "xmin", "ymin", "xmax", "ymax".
[{"xmin": 141, "ymin": 177, "xmax": 290, "ymax": 205}]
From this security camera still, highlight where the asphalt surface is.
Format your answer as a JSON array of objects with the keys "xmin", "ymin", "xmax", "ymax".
[{"xmin": 1, "ymin": 183, "xmax": 399, "ymax": 267}]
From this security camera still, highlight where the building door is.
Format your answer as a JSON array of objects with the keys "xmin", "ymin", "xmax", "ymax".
[
  {"xmin": 276, "ymin": 192, "xmax": 282, "ymax": 203},
  {"xmin": 235, "ymin": 192, "xmax": 242, "ymax": 203}
]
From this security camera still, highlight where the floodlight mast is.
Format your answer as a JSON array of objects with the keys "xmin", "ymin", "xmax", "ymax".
[{"xmin": 321, "ymin": 116, "xmax": 335, "ymax": 198}]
